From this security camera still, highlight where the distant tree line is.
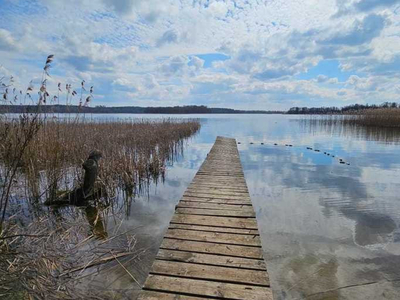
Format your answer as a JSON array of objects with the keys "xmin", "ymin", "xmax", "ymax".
[
  {"xmin": 287, "ymin": 102, "xmax": 400, "ymax": 115},
  {"xmin": 0, "ymin": 105, "xmax": 283, "ymax": 114}
]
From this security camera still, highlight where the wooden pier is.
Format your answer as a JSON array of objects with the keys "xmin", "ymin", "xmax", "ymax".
[{"xmin": 139, "ymin": 137, "xmax": 273, "ymax": 300}]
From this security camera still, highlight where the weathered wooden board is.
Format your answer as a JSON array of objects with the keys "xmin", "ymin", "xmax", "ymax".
[
  {"xmin": 168, "ymin": 223, "xmax": 259, "ymax": 235},
  {"xmin": 177, "ymin": 201, "xmax": 255, "ymax": 211},
  {"xmin": 150, "ymin": 260, "xmax": 269, "ymax": 286},
  {"xmin": 160, "ymin": 238, "xmax": 264, "ymax": 259},
  {"xmin": 156, "ymin": 249, "xmax": 267, "ymax": 270},
  {"xmin": 164, "ymin": 228, "xmax": 261, "ymax": 246},
  {"xmin": 171, "ymin": 214, "xmax": 258, "ymax": 229},
  {"xmin": 139, "ymin": 137, "xmax": 272, "ymax": 299},
  {"xmin": 176, "ymin": 207, "xmax": 256, "ymax": 217},
  {"xmin": 143, "ymin": 275, "xmax": 274, "ymax": 300},
  {"xmin": 181, "ymin": 196, "xmax": 253, "ymax": 205}
]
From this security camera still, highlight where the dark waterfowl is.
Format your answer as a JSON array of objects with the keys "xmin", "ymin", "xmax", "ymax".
[
  {"xmin": 340, "ymin": 161, "xmax": 345, "ymax": 164},
  {"xmin": 274, "ymin": 143, "xmax": 278, "ymax": 145},
  {"xmin": 315, "ymin": 150, "xmax": 320, "ymax": 152},
  {"xmin": 261, "ymin": 142, "xmax": 264, "ymax": 145},
  {"xmin": 250, "ymin": 142, "xmax": 254, "ymax": 144}
]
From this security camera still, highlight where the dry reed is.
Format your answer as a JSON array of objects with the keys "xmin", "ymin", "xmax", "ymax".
[{"xmin": 310, "ymin": 108, "xmax": 400, "ymax": 128}]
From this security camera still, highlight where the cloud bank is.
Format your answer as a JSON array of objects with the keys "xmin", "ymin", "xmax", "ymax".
[{"xmin": 0, "ymin": 0, "xmax": 400, "ymax": 110}]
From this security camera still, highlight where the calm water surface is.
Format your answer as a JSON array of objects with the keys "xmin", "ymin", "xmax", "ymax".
[{"xmin": 82, "ymin": 114, "xmax": 400, "ymax": 299}]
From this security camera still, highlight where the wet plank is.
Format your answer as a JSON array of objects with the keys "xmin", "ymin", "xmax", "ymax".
[{"xmin": 139, "ymin": 136, "xmax": 272, "ymax": 299}]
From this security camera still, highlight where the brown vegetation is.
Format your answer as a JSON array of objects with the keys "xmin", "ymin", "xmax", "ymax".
[{"xmin": 306, "ymin": 108, "xmax": 400, "ymax": 128}]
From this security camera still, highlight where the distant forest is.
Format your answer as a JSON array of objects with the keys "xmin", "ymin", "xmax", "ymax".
[
  {"xmin": 0, "ymin": 105, "xmax": 282, "ymax": 114},
  {"xmin": 287, "ymin": 102, "xmax": 400, "ymax": 114}
]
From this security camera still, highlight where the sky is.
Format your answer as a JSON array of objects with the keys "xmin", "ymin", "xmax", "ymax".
[{"xmin": 1, "ymin": 0, "xmax": 400, "ymax": 110}]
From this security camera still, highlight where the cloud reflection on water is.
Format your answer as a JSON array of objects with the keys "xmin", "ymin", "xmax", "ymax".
[{"xmin": 81, "ymin": 114, "xmax": 400, "ymax": 299}]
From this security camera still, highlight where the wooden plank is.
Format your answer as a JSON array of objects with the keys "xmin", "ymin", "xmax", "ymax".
[
  {"xmin": 185, "ymin": 188, "xmax": 250, "ymax": 196},
  {"xmin": 171, "ymin": 214, "xmax": 258, "ymax": 229},
  {"xmin": 160, "ymin": 239, "xmax": 264, "ymax": 259},
  {"xmin": 169, "ymin": 224, "xmax": 259, "ymax": 235},
  {"xmin": 181, "ymin": 196, "xmax": 252, "ymax": 205},
  {"xmin": 150, "ymin": 260, "xmax": 269, "ymax": 286},
  {"xmin": 138, "ymin": 291, "xmax": 204, "ymax": 300},
  {"xmin": 176, "ymin": 207, "xmax": 256, "ymax": 218},
  {"xmin": 177, "ymin": 201, "xmax": 254, "ymax": 211},
  {"xmin": 156, "ymin": 249, "xmax": 267, "ymax": 270},
  {"xmin": 183, "ymin": 192, "xmax": 251, "ymax": 201},
  {"xmin": 164, "ymin": 228, "xmax": 261, "ymax": 246},
  {"xmin": 188, "ymin": 184, "xmax": 249, "ymax": 191},
  {"xmin": 143, "ymin": 275, "xmax": 273, "ymax": 300}
]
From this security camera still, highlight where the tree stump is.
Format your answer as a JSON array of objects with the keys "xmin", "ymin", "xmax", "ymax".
[{"xmin": 44, "ymin": 150, "xmax": 102, "ymax": 206}]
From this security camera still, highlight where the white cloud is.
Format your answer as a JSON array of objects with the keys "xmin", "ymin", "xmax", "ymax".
[
  {"xmin": 207, "ymin": 1, "xmax": 229, "ymax": 18},
  {"xmin": 0, "ymin": 29, "xmax": 18, "ymax": 51},
  {"xmin": 0, "ymin": 0, "xmax": 399, "ymax": 109}
]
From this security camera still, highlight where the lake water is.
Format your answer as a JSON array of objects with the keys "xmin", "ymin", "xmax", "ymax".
[{"xmin": 78, "ymin": 114, "xmax": 400, "ymax": 299}]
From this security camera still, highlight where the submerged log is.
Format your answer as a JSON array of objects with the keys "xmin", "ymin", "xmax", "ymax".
[{"xmin": 44, "ymin": 150, "xmax": 102, "ymax": 206}]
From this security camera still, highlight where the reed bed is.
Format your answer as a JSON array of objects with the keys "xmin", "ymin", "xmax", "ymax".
[
  {"xmin": 1, "ymin": 116, "xmax": 200, "ymax": 204},
  {"xmin": 310, "ymin": 108, "xmax": 400, "ymax": 128},
  {"xmin": 0, "ymin": 115, "xmax": 200, "ymax": 299},
  {"xmin": 298, "ymin": 113, "xmax": 400, "ymax": 143}
]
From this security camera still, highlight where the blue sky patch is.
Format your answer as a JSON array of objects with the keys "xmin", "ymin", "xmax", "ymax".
[
  {"xmin": 194, "ymin": 53, "xmax": 230, "ymax": 68},
  {"xmin": 296, "ymin": 59, "xmax": 356, "ymax": 82}
]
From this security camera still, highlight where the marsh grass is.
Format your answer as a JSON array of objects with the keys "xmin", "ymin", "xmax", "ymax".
[
  {"xmin": 307, "ymin": 108, "xmax": 400, "ymax": 128},
  {"xmin": 299, "ymin": 111, "xmax": 400, "ymax": 143},
  {"xmin": 18, "ymin": 117, "xmax": 200, "ymax": 202},
  {"xmin": 0, "ymin": 204, "xmax": 148, "ymax": 300}
]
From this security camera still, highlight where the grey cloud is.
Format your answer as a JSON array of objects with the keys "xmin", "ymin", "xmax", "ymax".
[
  {"xmin": 226, "ymin": 48, "xmax": 262, "ymax": 74},
  {"xmin": 102, "ymin": 0, "xmax": 139, "ymax": 15},
  {"xmin": 156, "ymin": 30, "xmax": 179, "ymax": 47},
  {"xmin": 347, "ymin": 55, "xmax": 400, "ymax": 76},
  {"xmin": 321, "ymin": 14, "xmax": 385, "ymax": 46},
  {"xmin": 335, "ymin": 0, "xmax": 400, "ymax": 16},
  {"xmin": 253, "ymin": 69, "xmax": 292, "ymax": 80},
  {"xmin": 101, "ymin": 0, "xmax": 161, "ymax": 22},
  {"xmin": 317, "ymin": 75, "xmax": 329, "ymax": 83},
  {"xmin": 355, "ymin": 0, "xmax": 400, "ymax": 12},
  {"xmin": 160, "ymin": 55, "xmax": 189, "ymax": 75}
]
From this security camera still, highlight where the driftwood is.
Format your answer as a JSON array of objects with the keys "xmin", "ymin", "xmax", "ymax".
[{"xmin": 44, "ymin": 150, "xmax": 102, "ymax": 206}]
